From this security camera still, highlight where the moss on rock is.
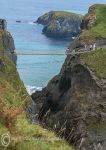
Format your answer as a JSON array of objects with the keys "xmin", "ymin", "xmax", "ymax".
[{"xmin": 36, "ymin": 11, "xmax": 82, "ymax": 38}]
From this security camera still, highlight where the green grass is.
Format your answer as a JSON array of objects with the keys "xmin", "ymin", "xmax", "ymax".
[
  {"xmin": 82, "ymin": 48, "xmax": 106, "ymax": 78},
  {"xmin": 49, "ymin": 11, "xmax": 82, "ymax": 24},
  {"xmin": 0, "ymin": 30, "xmax": 5, "ymax": 51},
  {"xmin": 90, "ymin": 4, "xmax": 106, "ymax": 38},
  {"xmin": 0, "ymin": 113, "xmax": 73, "ymax": 150},
  {"xmin": 0, "ymin": 56, "xmax": 30, "ymax": 107},
  {"xmin": 0, "ymin": 30, "xmax": 72, "ymax": 149},
  {"xmin": 52, "ymin": 11, "xmax": 82, "ymax": 18},
  {"xmin": 46, "ymin": 11, "xmax": 82, "ymax": 30},
  {"xmin": 80, "ymin": 4, "xmax": 106, "ymax": 43},
  {"xmin": 0, "ymin": 56, "xmax": 72, "ymax": 150},
  {"xmin": 11, "ymin": 113, "xmax": 72, "ymax": 150}
]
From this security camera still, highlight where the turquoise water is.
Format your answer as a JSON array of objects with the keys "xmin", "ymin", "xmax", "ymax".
[{"xmin": 0, "ymin": 0, "xmax": 106, "ymax": 90}]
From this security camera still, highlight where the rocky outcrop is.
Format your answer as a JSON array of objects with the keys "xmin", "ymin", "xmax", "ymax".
[
  {"xmin": 3, "ymin": 31, "xmax": 17, "ymax": 64},
  {"xmin": 80, "ymin": 5, "xmax": 97, "ymax": 30},
  {"xmin": 36, "ymin": 11, "xmax": 82, "ymax": 38},
  {"xmin": 32, "ymin": 54, "xmax": 106, "ymax": 150},
  {"xmin": 0, "ymin": 19, "xmax": 7, "ymax": 30},
  {"xmin": 69, "ymin": 4, "xmax": 106, "ymax": 50},
  {"xmin": 0, "ymin": 20, "xmax": 16, "ymax": 64}
]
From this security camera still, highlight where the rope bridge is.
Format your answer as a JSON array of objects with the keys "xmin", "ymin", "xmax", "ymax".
[
  {"xmin": 16, "ymin": 45, "xmax": 106, "ymax": 56},
  {"xmin": 15, "ymin": 51, "xmax": 89, "ymax": 56}
]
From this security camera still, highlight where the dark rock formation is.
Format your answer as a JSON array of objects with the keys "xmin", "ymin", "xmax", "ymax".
[
  {"xmin": 32, "ymin": 5, "xmax": 106, "ymax": 150},
  {"xmin": 36, "ymin": 11, "xmax": 82, "ymax": 38},
  {"xmin": 32, "ymin": 54, "xmax": 106, "ymax": 150},
  {"xmin": 0, "ymin": 19, "xmax": 7, "ymax": 30},
  {"xmin": 16, "ymin": 20, "xmax": 21, "ymax": 23}
]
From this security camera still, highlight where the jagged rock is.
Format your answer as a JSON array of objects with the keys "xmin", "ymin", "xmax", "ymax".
[{"xmin": 32, "ymin": 54, "xmax": 106, "ymax": 150}]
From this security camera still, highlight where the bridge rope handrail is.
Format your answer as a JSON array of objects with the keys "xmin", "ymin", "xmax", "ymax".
[
  {"xmin": 15, "ymin": 51, "xmax": 94, "ymax": 56},
  {"xmin": 14, "ymin": 44, "xmax": 106, "ymax": 56}
]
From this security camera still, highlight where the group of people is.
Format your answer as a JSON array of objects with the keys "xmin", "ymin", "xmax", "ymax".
[
  {"xmin": 66, "ymin": 43, "xmax": 97, "ymax": 54},
  {"xmin": 85, "ymin": 43, "xmax": 96, "ymax": 51}
]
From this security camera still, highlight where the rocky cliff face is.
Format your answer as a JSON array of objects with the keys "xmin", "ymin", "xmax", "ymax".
[
  {"xmin": 69, "ymin": 4, "xmax": 106, "ymax": 50},
  {"xmin": 32, "ymin": 5, "xmax": 106, "ymax": 150},
  {"xmin": 36, "ymin": 11, "xmax": 82, "ymax": 38},
  {"xmin": 32, "ymin": 53, "xmax": 106, "ymax": 150},
  {"xmin": 80, "ymin": 5, "xmax": 97, "ymax": 30},
  {"xmin": 0, "ymin": 19, "xmax": 7, "ymax": 30},
  {"xmin": 0, "ymin": 20, "xmax": 16, "ymax": 64}
]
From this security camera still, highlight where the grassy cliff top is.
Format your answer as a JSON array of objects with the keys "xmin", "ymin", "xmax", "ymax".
[
  {"xmin": 37, "ymin": 10, "xmax": 82, "ymax": 25},
  {"xmin": 82, "ymin": 48, "xmax": 106, "ymax": 78},
  {"xmin": 51, "ymin": 11, "xmax": 82, "ymax": 18},
  {"xmin": 91, "ymin": 4, "xmax": 106, "ymax": 38},
  {"xmin": 80, "ymin": 4, "xmax": 106, "ymax": 43}
]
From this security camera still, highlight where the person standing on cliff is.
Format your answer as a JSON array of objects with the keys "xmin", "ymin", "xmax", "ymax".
[
  {"xmin": 93, "ymin": 43, "xmax": 96, "ymax": 51},
  {"xmin": 90, "ymin": 44, "xmax": 92, "ymax": 50},
  {"xmin": 85, "ymin": 44, "xmax": 87, "ymax": 50}
]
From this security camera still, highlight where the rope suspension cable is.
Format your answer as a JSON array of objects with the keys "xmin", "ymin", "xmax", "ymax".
[{"xmin": 15, "ymin": 47, "xmax": 99, "ymax": 56}]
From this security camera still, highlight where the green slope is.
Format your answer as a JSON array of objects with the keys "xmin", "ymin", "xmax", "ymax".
[
  {"xmin": 0, "ymin": 29, "xmax": 72, "ymax": 150},
  {"xmin": 80, "ymin": 4, "xmax": 106, "ymax": 44},
  {"xmin": 82, "ymin": 48, "xmax": 106, "ymax": 78}
]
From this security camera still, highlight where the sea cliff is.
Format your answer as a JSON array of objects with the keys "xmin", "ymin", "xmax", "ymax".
[{"xmin": 32, "ymin": 4, "xmax": 106, "ymax": 150}]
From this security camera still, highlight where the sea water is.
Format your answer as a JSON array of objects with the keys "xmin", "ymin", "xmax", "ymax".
[{"xmin": 0, "ymin": 0, "xmax": 106, "ymax": 94}]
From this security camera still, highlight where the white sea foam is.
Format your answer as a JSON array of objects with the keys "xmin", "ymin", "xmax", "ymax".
[
  {"xmin": 72, "ymin": 37, "xmax": 75, "ymax": 40},
  {"xmin": 28, "ymin": 21, "xmax": 35, "ymax": 25},
  {"xmin": 26, "ymin": 85, "xmax": 42, "ymax": 95}
]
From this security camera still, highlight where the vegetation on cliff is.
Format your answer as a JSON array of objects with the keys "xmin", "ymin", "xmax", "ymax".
[
  {"xmin": 81, "ymin": 4, "xmax": 106, "ymax": 43},
  {"xmin": 70, "ymin": 4, "xmax": 106, "ymax": 49},
  {"xmin": 32, "ymin": 48, "xmax": 106, "ymax": 149},
  {"xmin": 0, "ymin": 28, "xmax": 72, "ymax": 150},
  {"xmin": 0, "ymin": 30, "xmax": 4, "ymax": 50},
  {"xmin": 36, "ymin": 11, "xmax": 82, "ymax": 38},
  {"xmin": 82, "ymin": 48, "xmax": 106, "ymax": 78}
]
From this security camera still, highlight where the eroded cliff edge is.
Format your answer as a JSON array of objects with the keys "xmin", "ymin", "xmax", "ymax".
[{"xmin": 32, "ymin": 4, "xmax": 106, "ymax": 150}]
